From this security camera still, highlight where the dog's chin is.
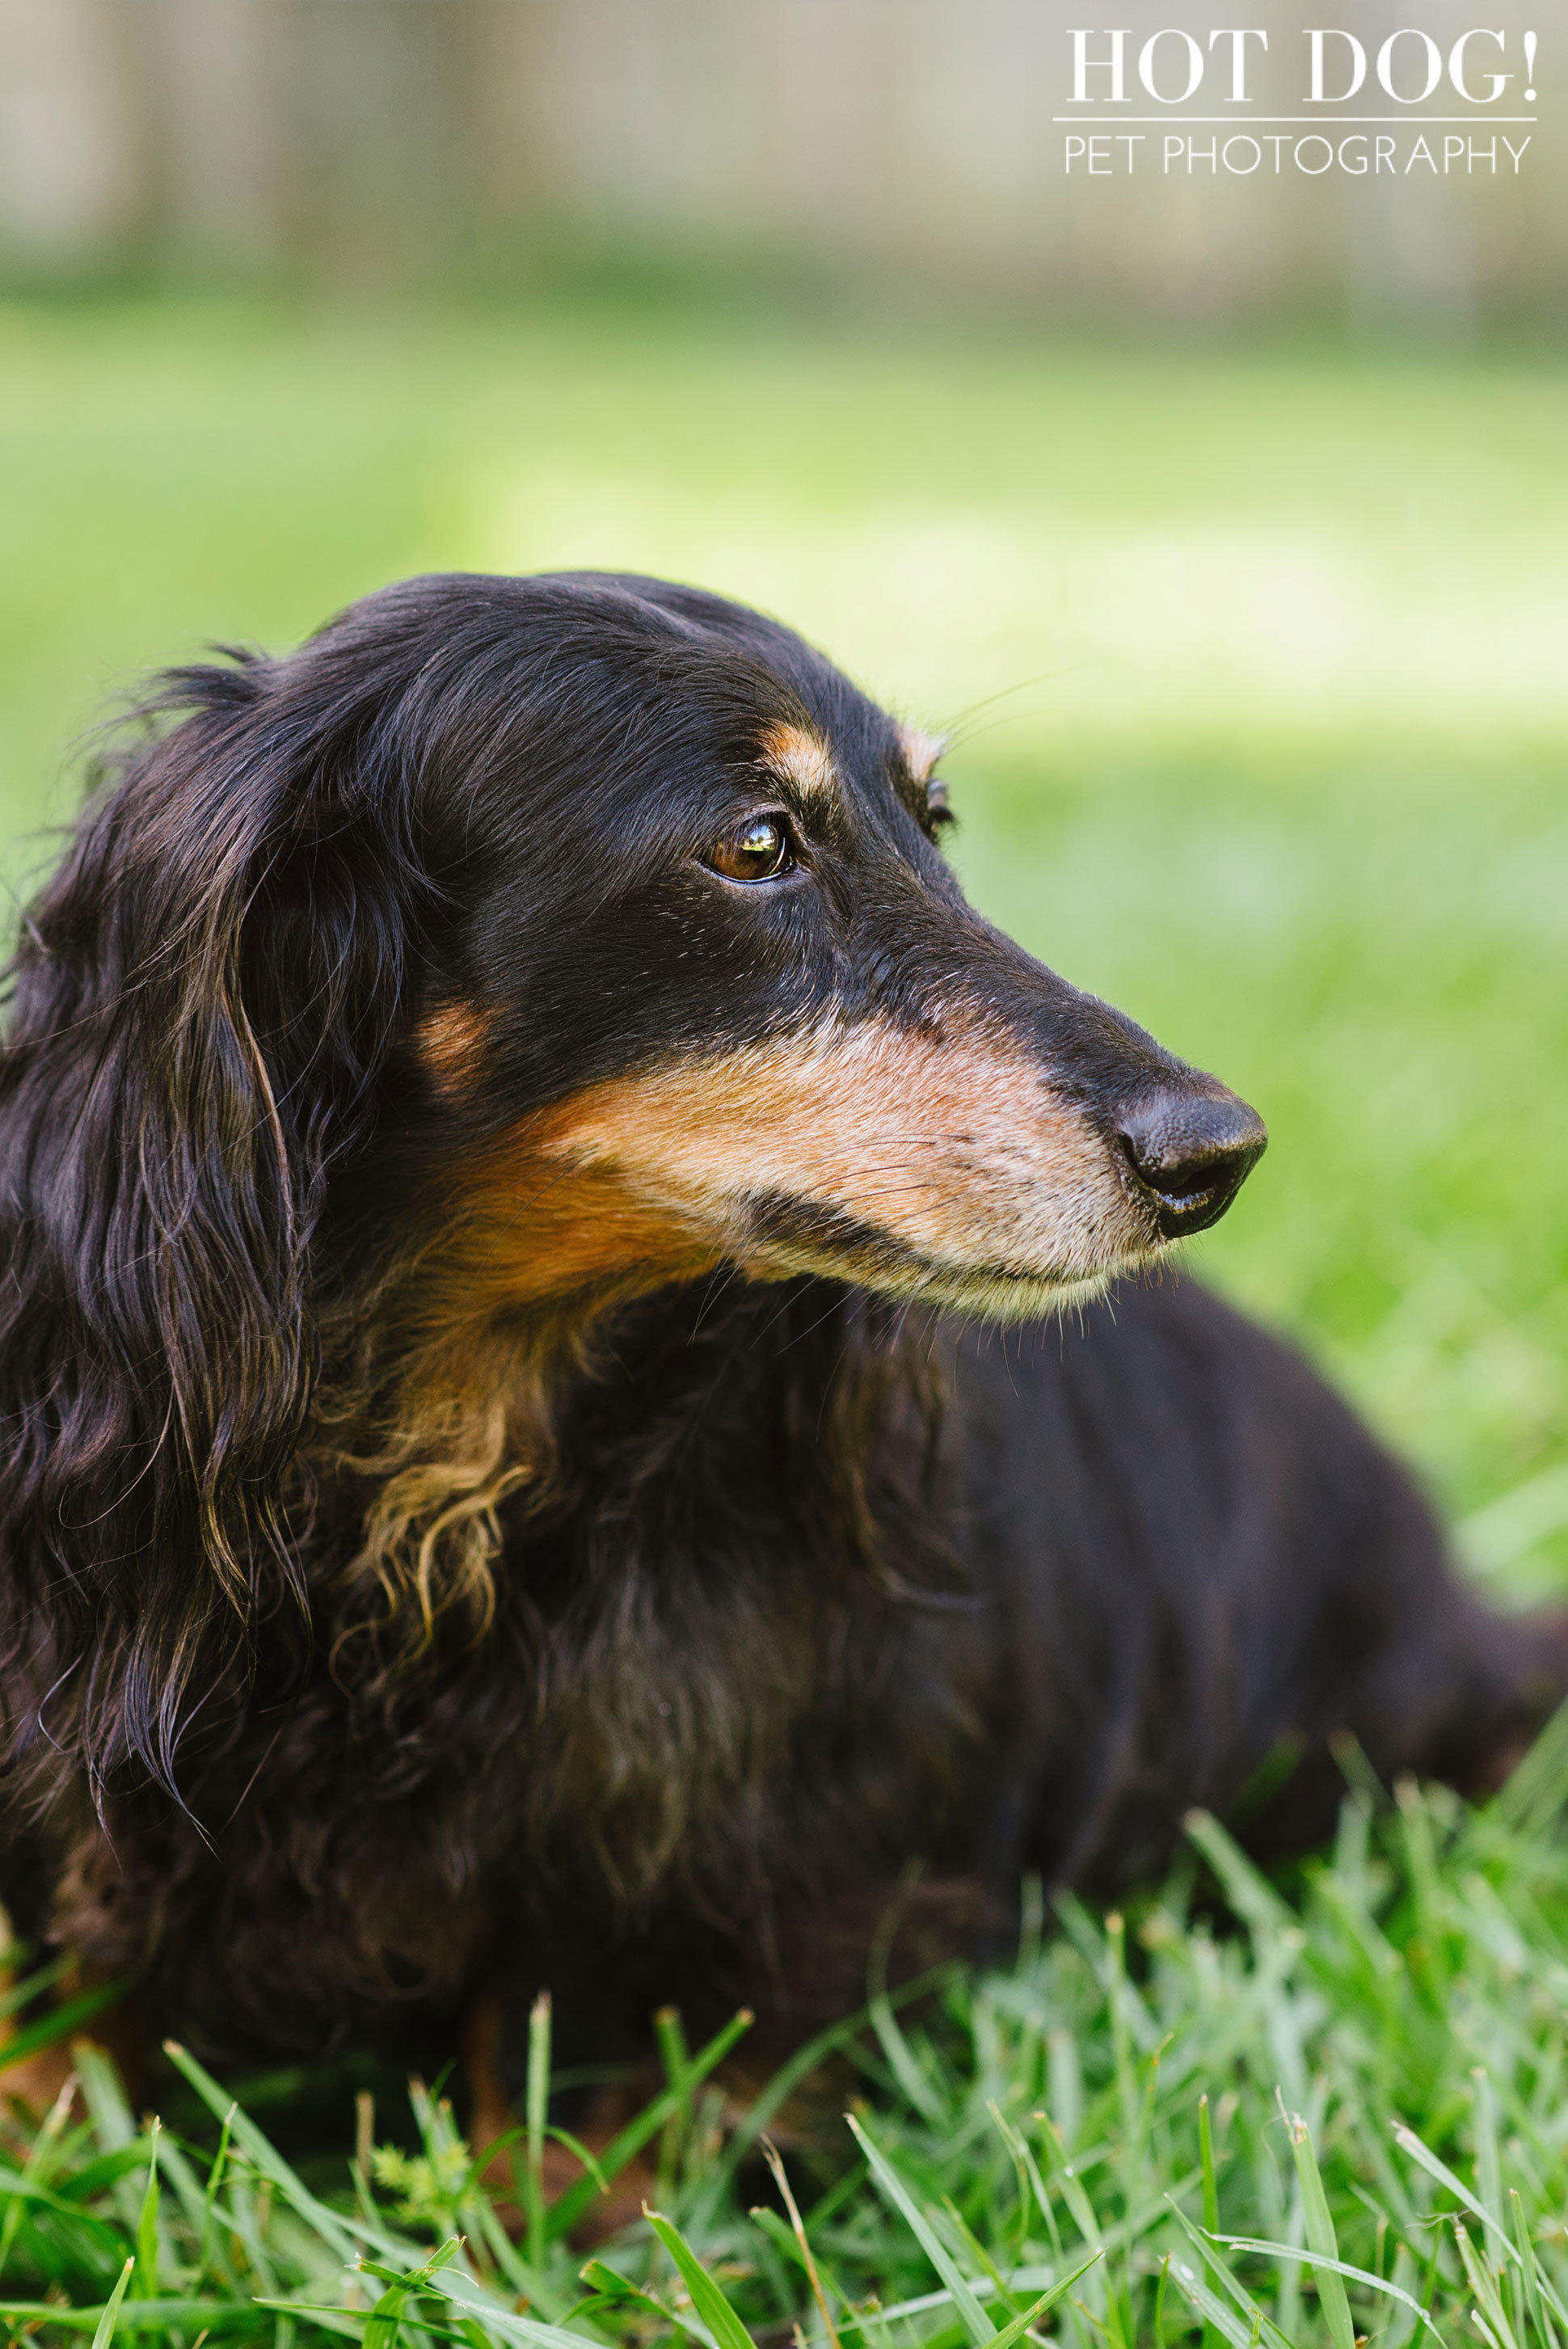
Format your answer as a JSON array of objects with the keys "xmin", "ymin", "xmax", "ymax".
[{"xmin": 736, "ymin": 1191, "xmax": 1167, "ymax": 1325}]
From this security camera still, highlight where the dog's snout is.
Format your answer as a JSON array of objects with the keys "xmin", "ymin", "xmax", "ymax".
[{"xmin": 1118, "ymin": 1088, "xmax": 1267, "ymax": 1240}]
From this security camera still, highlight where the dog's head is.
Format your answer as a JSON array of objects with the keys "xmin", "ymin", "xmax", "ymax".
[
  {"xmin": 0, "ymin": 572, "xmax": 1263, "ymax": 1790},
  {"xmin": 391, "ymin": 574, "xmax": 1264, "ymax": 1322}
]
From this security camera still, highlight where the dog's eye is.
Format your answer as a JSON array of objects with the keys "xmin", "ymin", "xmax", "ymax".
[
  {"xmin": 925, "ymin": 779, "xmax": 955, "ymax": 832},
  {"xmin": 706, "ymin": 815, "xmax": 795, "ymax": 883}
]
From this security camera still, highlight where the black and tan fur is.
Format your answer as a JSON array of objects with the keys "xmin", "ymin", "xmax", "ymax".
[{"xmin": 0, "ymin": 572, "xmax": 1560, "ymax": 2102}]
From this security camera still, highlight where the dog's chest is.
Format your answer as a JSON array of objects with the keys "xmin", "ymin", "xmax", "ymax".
[{"xmin": 478, "ymin": 1506, "xmax": 993, "ymax": 1905}]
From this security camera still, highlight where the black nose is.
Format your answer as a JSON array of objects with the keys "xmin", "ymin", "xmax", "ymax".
[{"xmin": 1119, "ymin": 1086, "xmax": 1267, "ymax": 1239}]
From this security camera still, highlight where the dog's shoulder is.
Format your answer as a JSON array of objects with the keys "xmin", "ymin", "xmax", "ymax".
[
  {"xmin": 950, "ymin": 1273, "xmax": 1369, "ymax": 1456},
  {"xmin": 940, "ymin": 1272, "xmax": 1435, "ymax": 1616}
]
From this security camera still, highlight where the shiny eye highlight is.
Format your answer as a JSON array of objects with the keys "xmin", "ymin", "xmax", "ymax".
[{"xmin": 705, "ymin": 815, "xmax": 795, "ymax": 884}]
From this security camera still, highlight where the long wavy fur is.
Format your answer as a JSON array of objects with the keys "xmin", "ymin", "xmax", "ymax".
[
  {"xmin": 0, "ymin": 641, "xmax": 427, "ymax": 1804},
  {"xmin": 0, "ymin": 597, "xmax": 969, "ymax": 2051}
]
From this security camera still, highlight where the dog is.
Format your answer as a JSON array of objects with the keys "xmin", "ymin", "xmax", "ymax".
[{"xmin": 0, "ymin": 571, "xmax": 1562, "ymax": 2114}]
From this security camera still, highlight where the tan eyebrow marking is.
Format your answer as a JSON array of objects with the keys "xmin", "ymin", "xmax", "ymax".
[
  {"xmin": 898, "ymin": 725, "xmax": 950, "ymax": 785},
  {"xmin": 417, "ymin": 999, "xmax": 489, "ymax": 1095},
  {"xmin": 757, "ymin": 720, "xmax": 838, "ymax": 806}
]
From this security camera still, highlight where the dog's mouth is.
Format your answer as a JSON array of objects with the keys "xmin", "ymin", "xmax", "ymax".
[
  {"xmin": 710, "ymin": 1078, "xmax": 1267, "ymax": 1314},
  {"xmin": 736, "ymin": 1189, "xmax": 1140, "ymax": 1317}
]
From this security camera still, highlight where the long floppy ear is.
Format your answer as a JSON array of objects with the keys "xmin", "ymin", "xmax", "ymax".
[{"xmin": 0, "ymin": 653, "xmax": 416, "ymax": 1803}]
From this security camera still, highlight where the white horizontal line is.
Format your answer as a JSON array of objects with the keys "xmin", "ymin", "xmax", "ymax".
[{"xmin": 1052, "ymin": 115, "xmax": 1537, "ymax": 122}]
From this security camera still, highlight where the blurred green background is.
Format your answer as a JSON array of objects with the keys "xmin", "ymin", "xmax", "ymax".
[{"xmin": 2, "ymin": 291, "xmax": 1565, "ymax": 1589}]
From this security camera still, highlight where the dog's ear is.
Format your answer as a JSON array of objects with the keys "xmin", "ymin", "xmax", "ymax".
[{"xmin": 0, "ymin": 653, "xmax": 416, "ymax": 1801}]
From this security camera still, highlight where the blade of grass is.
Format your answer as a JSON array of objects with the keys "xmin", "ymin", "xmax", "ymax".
[
  {"xmin": 829, "ymin": 2271, "xmax": 1071, "ymax": 2343},
  {"xmin": 379, "ymin": 2250, "xmax": 615, "ymax": 2349},
  {"xmin": 1473, "ymin": 2072, "xmax": 1505, "ymax": 2258},
  {"xmin": 1391, "ymin": 2114, "xmax": 1565, "ymax": 2328},
  {"xmin": 1182, "ymin": 1814, "xmax": 1294, "ymax": 1939},
  {"xmin": 362, "ymin": 2234, "xmax": 463, "ymax": 2349},
  {"xmin": 0, "ymin": 2066, "xmax": 79, "ymax": 2272},
  {"xmin": 134, "ymin": 2116, "xmax": 161, "ymax": 2297},
  {"xmin": 987, "ymin": 2256, "xmax": 1106, "ymax": 2348},
  {"xmin": 545, "ymin": 2125, "xmax": 608, "ymax": 2197},
  {"xmin": 987, "ymin": 2103, "xmax": 1064, "ymax": 2263},
  {"xmin": 700, "ymin": 1964, "xmax": 960, "ymax": 2215},
  {"xmin": 1165, "ymin": 2208, "xmax": 1296, "ymax": 2349},
  {"xmin": 200, "ymin": 2102, "xmax": 238, "ymax": 2287},
  {"xmin": 579, "ymin": 2262, "xmax": 719, "ymax": 2349},
  {"xmin": 1510, "ymin": 2189, "xmax": 1557, "ymax": 2349},
  {"xmin": 152, "ymin": 2124, "xmax": 216, "ymax": 2247},
  {"xmin": 1046, "ymin": 2031, "xmax": 1082, "ymax": 2157},
  {"xmin": 165, "ymin": 2041, "xmax": 384, "ymax": 2267},
  {"xmin": 0, "ymin": 2298, "xmax": 265, "ymax": 2335},
  {"xmin": 248, "ymin": 2303, "xmax": 368, "ymax": 2342},
  {"xmin": 0, "ymin": 1956, "xmax": 68, "ymax": 2022},
  {"xmin": 1214, "ymin": 2237, "xmax": 1446, "ymax": 2339},
  {"xmin": 845, "ymin": 2113, "xmax": 993, "ymax": 2349},
  {"xmin": 1199, "ymin": 2094, "xmax": 1222, "ymax": 2349},
  {"xmin": 1281, "ymin": 2096, "xmax": 1355, "ymax": 2349},
  {"xmin": 1494, "ymin": 1700, "xmax": 1568, "ymax": 1836},
  {"xmin": 1453, "ymin": 2220, "xmax": 1520, "ymax": 2349},
  {"xmin": 0, "ymin": 1981, "xmax": 129, "ymax": 2075},
  {"xmin": 1104, "ymin": 1916, "xmax": 1139, "ymax": 2151},
  {"xmin": 525, "ymin": 1990, "xmax": 550, "ymax": 2271},
  {"xmin": 0, "ymin": 2161, "xmax": 131, "ymax": 2243},
  {"xmin": 90, "ymin": 2255, "xmax": 134, "ymax": 2349},
  {"xmin": 654, "ymin": 2005, "xmax": 692, "ymax": 2180},
  {"xmin": 546, "ymin": 2007, "xmax": 753, "ymax": 2242},
  {"xmin": 867, "ymin": 1908, "xmax": 946, "ymax": 2127},
  {"xmin": 643, "ymin": 2209, "xmax": 758, "ymax": 2349},
  {"xmin": 1165, "ymin": 2258, "xmax": 1273, "ymax": 2349},
  {"xmin": 1034, "ymin": 2115, "xmax": 1105, "ymax": 2256},
  {"xmin": 761, "ymin": 2136, "xmax": 843, "ymax": 2349}
]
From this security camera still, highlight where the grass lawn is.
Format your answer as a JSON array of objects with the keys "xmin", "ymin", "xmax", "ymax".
[{"xmin": 1, "ymin": 293, "xmax": 1566, "ymax": 2343}]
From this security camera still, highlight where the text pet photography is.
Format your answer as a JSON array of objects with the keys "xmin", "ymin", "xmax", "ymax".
[{"xmin": 1060, "ymin": 22, "xmax": 1539, "ymax": 176}]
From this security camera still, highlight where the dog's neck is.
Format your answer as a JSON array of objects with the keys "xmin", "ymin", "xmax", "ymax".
[
  {"xmin": 304, "ymin": 1265, "xmax": 959, "ymax": 1680},
  {"xmin": 306, "ymin": 1280, "xmax": 584, "ymax": 1659}
]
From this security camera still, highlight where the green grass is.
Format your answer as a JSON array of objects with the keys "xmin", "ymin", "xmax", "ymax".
[
  {"xmin": 2, "ymin": 293, "xmax": 1567, "ymax": 2340},
  {"xmin": 12, "ymin": 1726, "xmax": 1568, "ymax": 2349}
]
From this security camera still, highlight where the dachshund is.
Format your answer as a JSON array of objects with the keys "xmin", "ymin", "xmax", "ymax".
[{"xmin": 0, "ymin": 571, "xmax": 1562, "ymax": 2111}]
